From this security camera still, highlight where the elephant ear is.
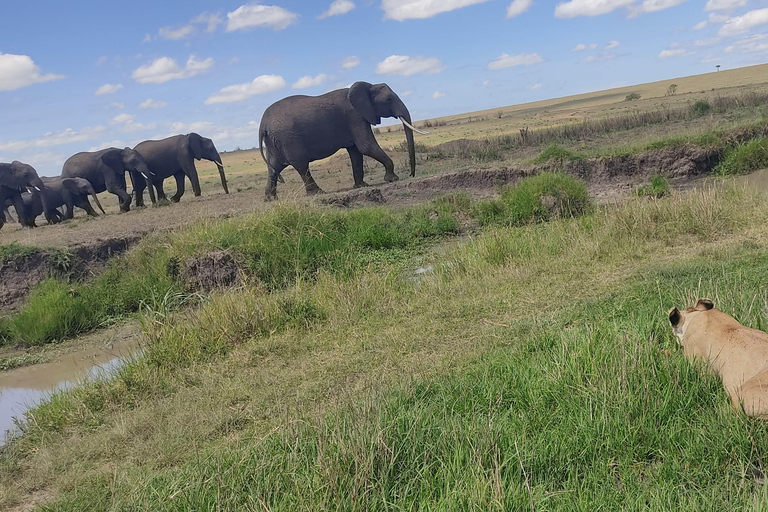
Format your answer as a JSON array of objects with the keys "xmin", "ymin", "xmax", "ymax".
[
  {"xmin": 348, "ymin": 82, "xmax": 381, "ymax": 126},
  {"xmin": 100, "ymin": 149, "xmax": 123, "ymax": 170},
  {"xmin": 61, "ymin": 178, "xmax": 83, "ymax": 197},
  {"xmin": 188, "ymin": 133, "xmax": 204, "ymax": 159}
]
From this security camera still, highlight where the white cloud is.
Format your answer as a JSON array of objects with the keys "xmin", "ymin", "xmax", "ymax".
[
  {"xmin": 132, "ymin": 56, "xmax": 214, "ymax": 84},
  {"xmin": 191, "ymin": 12, "xmax": 224, "ymax": 32},
  {"xmin": 140, "ymin": 99, "xmax": 168, "ymax": 109},
  {"xmin": 658, "ymin": 48, "xmax": 692, "ymax": 57},
  {"xmin": 706, "ymin": 0, "xmax": 746, "ymax": 11},
  {"xmin": 507, "ymin": 0, "xmax": 533, "ymax": 18},
  {"xmin": 95, "ymin": 83, "xmax": 123, "ymax": 96},
  {"xmin": 572, "ymin": 43, "xmax": 598, "ymax": 51},
  {"xmin": 709, "ymin": 12, "xmax": 729, "ymax": 22},
  {"xmin": 159, "ymin": 25, "xmax": 194, "ymax": 40},
  {"xmin": 482, "ymin": 80, "xmax": 490, "ymax": 86},
  {"xmin": 401, "ymin": 90, "xmax": 413, "ymax": 96},
  {"xmin": 226, "ymin": 4, "xmax": 299, "ymax": 31},
  {"xmin": 320, "ymin": 0, "xmax": 355, "ymax": 18},
  {"xmin": 0, "ymin": 53, "xmax": 64, "ymax": 92},
  {"xmin": 433, "ymin": 91, "xmax": 446, "ymax": 99},
  {"xmin": 111, "ymin": 114, "xmax": 157, "ymax": 133},
  {"xmin": 110, "ymin": 102, "xmax": 124, "ymax": 109},
  {"xmin": 342, "ymin": 56, "xmax": 361, "ymax": 68},
  {"xmin": 376, "ymin": 55, "xmax": 444, "ymax": 75},
  {"xmin": 529, "ymin": 83, "xmax": 543, "ymax": 89},
  {"xmin": 693, "ymin": 20, "xmax": 708, "ymax": 29},
  {"xmin": 488, "ymin": 52, "xmax": 543, "ymax": 70},
  {"xmin": 0, "ymin": 126, "xmax": 105, "ymax": 152},
  {"xmin": 694, "ymin": 37, "xmax": 721, "ymax": 45},
  {"xmin": 88, "ymin": 140, "xmax": 127, "ymax": 152},
  {"xmin": 702, "ymin": 55, "xmax": 721, "ymax": 62},
  {"xmin": 725, "ymin": 33, "xmax": 768, "ymax": 53},
  {"xmin": 204, "ymin": 74, "xmax": 286, "ymax": 104},
  {"xmin": 628, "ymin": 0, "xmax": 687, "ymax": 17},
  {"xmin": 382, "ymin": 0, "xmax": 492, "ymax": 21},
  {"xmin": 604, "ymin": 40, "xmax": 620, "ymax": 49},
  {"xmin": 719, "ymin": 8, "xmax": 768, "ymax": 36},
  {"xmin": 142, "ymin": 34, "xmax": 152, "ymax": 43},
  {"xmin": 169, "ymin": 121, "xmax": 216, "ymax": 134},
  {"xmin": 554, "ymin": 0, "xmax": 633, "ymax": 18},
  {"xmin": 292, "ymin": 74, "xmax": 328, "ymax": 89}
]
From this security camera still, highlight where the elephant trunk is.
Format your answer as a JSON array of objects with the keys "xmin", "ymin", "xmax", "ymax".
[
  {"xmin": 86, "ymin": 184, "xmax": 106, "ymax": 214},
  {"xmin": 28, "ymin": 177, "xmax": 49, "ymax": 224},
  {"xmin": 215, "ymin": 161, "xmax": 229, "ymax": 194},
  {"xmin": 399, "ymin": 113, "xmax": 417, "ymax": 178}
]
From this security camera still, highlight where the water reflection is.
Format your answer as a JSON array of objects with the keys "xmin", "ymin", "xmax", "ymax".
[{"xmin": 0, "ymin": 339, "xmax": 141, "ymax": 446}]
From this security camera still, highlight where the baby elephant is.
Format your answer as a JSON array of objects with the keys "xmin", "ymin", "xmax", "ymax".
[
  {"xmin": 669, "ymin": 298, "xmax": 768, "ymax": 418},
  {"xmin": 22, "ymin": 177, "xmax": 105, "ymax": 226}
]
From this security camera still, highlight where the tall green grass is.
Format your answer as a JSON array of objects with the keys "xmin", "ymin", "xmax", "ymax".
[{"xmin": 715, "ymin": 138, "xmax": 768, "ymax": 176}]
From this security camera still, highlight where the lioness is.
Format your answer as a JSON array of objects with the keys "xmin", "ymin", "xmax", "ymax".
[{"xmin": 669, "ymin": 298, "xmax": 768, "ymax": 418}]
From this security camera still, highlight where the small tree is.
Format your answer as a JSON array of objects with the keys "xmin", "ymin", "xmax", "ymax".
[
  {"xmin": 625, "ymin": 92, "xmax": 641, "ymax": 101},
  {"xmin": 716, "ymin": 64, "xmax": 721, "ymax": 72},
  {"xmin": 666, "ymin": 84, "xmax": 678, "ymax": 96}
]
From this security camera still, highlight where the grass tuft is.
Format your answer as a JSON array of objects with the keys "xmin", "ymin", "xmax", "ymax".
[
  {"xmin": 715, "ymin": 138, "xmax": 768, "ymax": 176},
  {"xmin": 636, "ymin": 173, "xmax": 670, "ymax": 198},
  {"xmin": 532, "ymin": 144, "xmax": 583, "ymax": 164},
  {"xmin": 476, "ymin": 172, "xmax": 591, "ymax": 226}
]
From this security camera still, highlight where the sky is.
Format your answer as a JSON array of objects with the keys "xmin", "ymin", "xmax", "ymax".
[{"xmin": 0, "ymin": 0, "xmax": 766, "ymax": 176}]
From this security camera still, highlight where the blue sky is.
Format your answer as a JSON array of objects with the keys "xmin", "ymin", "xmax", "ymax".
[{"xmin": 0, "ymin": 0, "xmax": 765, "ymax": 176}]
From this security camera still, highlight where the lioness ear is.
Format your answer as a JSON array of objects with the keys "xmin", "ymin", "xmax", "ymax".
[
  {"xmin": 695, "ymin": 299, "xmax": 714, "ymax": 311},
  {"xmin": 669, "ymin": 307, "xmax": 682, "ymax": 327}
]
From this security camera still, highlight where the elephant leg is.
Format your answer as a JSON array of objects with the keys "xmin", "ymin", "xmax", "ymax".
[
  {"xmin": 293, "ymin": 162, "xmax": 323, "ymax": 195},
  {"xmin": 75, "ymin": 196, "xmax": 98, "ymax": 217},
  {"xmin": 348, "ymin": 146, "xmax": 368, "ymax": 188},
  {"xmin": 264, "ymin": 161, "xmax": 286, "ymax": 201},
  {"xmin": 170, "ymin": 171, "xmax": 185, "ymax": 203},
  {"xmin": 361, "ymin": 143, "xmax": 398, "ymax": 183},
  {"xmin": 132, "ymin": 172, "xmax": 146, "ymax": 207},
  {"xmin": 154, "ymin": 180, "xmax": 168, "ymax": 202},
  {"xmin": 105, "ymin": 176, "xmax": 132, "ymax": 212}
]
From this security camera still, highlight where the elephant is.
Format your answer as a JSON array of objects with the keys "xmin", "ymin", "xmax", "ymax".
[
  {"xmin": 61, "ymin": 147, "xmax": 156, "ymax": 212},
  {"xmin": 20, "ymin": 177, "xmax": 106, "ymax": 226},
  {"xmin": 0, "ymin": 161, "xmax": 48, "ymax": 230},
  {"xmin": 258, "ymin": 81, "xmax": 427, "ymax": 200},
  {"xmin": 132, "ymin": 133, "xmax": 229, "ymax": 204}
]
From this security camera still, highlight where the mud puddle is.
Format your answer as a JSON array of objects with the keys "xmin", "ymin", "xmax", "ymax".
[{"xmin": 0, "ymin": 334, "xmax": 142, "ymax": 445}]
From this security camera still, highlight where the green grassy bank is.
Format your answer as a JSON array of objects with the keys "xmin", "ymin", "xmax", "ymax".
[{"xmin": 3, "ymin": 180, "xmax": 768, "ymax": 510}]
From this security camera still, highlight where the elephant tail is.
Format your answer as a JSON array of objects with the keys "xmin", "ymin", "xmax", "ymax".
[{"xmin": 259, "ymin": 130, "xmax": 285, "ymax": 184}]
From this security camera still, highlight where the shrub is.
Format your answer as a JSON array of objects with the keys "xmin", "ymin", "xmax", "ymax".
[
  {"xmin": 625, "ymin": 93, "xmax": 641, "ymax": 101},
  {"xmin": 690, "ymin": 100, "xmax": 712, "ymax": 117},
  {"xmin": 532, "ymin": 144, "xmax": 583, "ymax": 165},
  {"xmin": 715, "ymin": 138, "xmax": 768, "ymax": 176},
  {"xmin": 476, "ymin": 172, "xmax": 591, "ymax": 226},
  {"xmin": 636, "ymin": 173, "xmax": 670, "ymax": 198}
]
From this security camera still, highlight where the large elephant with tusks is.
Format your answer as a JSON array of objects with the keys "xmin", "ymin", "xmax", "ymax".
[
  {"xmin": 132, "ymin": 133, "xmax": 229, "ymax": 204},
  {"xmin": 259, "ymin": 81, "xmax": 427, "ymax": 201}
]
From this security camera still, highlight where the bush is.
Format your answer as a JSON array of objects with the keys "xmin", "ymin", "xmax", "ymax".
[
  {"xmin": 715, "ymin": 138, "xmax": 768, "ymax": 176},
  {"xmin": 636, "ymin": 173, "xmax": 670, "ymax": 198},
  {"xmin": 476, "ymin": 172, "xmax": 591, "ymax": 226},
  {"xmin": 532, "ymin": 144, "xmax": 583, "ymax": 164},
  {"xmin": 690, "ymin": 100, "xmax": 712, "ymax": 117},
  {"xmin": 625, "ymin": 93, "xmax": 641, "ymax": 101}
]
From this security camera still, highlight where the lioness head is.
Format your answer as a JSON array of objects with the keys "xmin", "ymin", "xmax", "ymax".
[{"xmin": 668, "ymin": 298, "xmax": 715, "ymax": 345}]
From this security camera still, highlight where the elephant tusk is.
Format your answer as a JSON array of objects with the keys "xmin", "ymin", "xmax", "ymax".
[
  {"xmin": 215, "ymin": 161, "xmax": 224, "ymax": 167},
  {"xmin": 399, "ymin": 117, "xmax": 430, "ymax": 136}
]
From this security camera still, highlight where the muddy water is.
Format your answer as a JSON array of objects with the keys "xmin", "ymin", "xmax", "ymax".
[{"xmin": 0, "ymin": 336, "xmax": 142, "ymax": 445}]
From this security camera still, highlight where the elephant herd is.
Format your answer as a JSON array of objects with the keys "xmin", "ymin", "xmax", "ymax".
[
  {"xmin": 1, "ymin": 80, "xmax": 423, "ymax": 230},
  {"xmin": 0, "ymin": 133, "xmax": 228, "ymax": 230}
]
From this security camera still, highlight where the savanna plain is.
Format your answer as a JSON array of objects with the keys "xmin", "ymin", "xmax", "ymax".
[{"xmin": 5, "ymin": 64, "xmax": 768, "ymax": 510}]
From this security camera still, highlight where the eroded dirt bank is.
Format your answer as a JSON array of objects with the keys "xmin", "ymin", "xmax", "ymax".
[{"xmin": 0, "ymin": 236, "xmax": 140, "ymax": 312}]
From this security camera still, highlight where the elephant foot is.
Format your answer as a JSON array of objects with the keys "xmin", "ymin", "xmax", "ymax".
[
  {"xmin": 264, "ymin": 193, "xmax": 278, "ymax": 202},
  {"xmin": 384, "ymin": 172, "xmax": 400, "ymax": 183},
  {"xmin": 306, "ymin": 186, "xmax": 325, "ymax": 196},
  {"xmin": 353, "ymin": 181, "xmax": 370, "ymax": 189},
  {"xmin": 170, "ymin": 197, "xmax": 182, "ymax": 203}
]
